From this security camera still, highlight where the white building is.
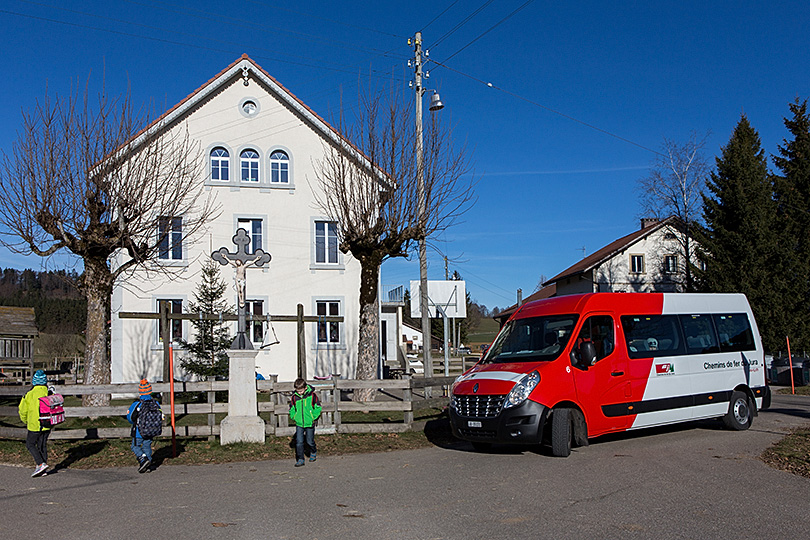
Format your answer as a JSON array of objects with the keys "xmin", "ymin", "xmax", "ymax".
[{"xmin": 111, "ymin": 55, "xmax": 366, "ymax": 384}]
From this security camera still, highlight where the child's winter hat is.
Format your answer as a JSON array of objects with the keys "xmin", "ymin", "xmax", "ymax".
[
  {"xmin": 32, "ymin": 369, "xmax": 47, "ymax": 386},
  {"xmin": 139, "ymin": 379, "xmax": 152, "ymax": 396}
]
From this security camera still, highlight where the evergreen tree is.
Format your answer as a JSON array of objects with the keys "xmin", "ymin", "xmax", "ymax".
[
  {"xmin": 697, "ymin": 115, "xmax": 781, "ymax": 350},
  {"xmin": 772, "ymin": 98, "xmax": 810, "ymax": 351},
  {"xmin": 177, "ymin": 260, "xmax": 234, "ymax": 379}
]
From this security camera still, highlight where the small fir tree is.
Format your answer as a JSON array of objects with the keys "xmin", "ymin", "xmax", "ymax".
[{"xmin": 178, "ymin": 259, "xmax": 234, "ymax": 379}]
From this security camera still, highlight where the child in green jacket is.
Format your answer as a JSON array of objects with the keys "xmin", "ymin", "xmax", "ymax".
[
  {"xmin": 289, "ymin": 378, "xmax": 322, "ymax": 467},
  {"xmin": 18, "ymin": 369, "xmax": 50, "ymax": 477}
]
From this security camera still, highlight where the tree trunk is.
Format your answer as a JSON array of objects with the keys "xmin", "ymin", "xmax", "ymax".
[
  {"xmin": 82, "ymin": 258, "xmax": 114, "ymax": 408},
  {"xmin": 354, "ymin": 257, "xmax": 380, "ymax": 402}
]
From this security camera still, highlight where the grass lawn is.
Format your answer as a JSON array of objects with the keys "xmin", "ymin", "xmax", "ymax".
[
  {"xmin": 0, "ymin": 407, "xmax": 454, "ymax": 470},
  {"xmin": 761, "ymin": 427, "xmax": 810, "ymax": 479},
  {"xmin": 775, "ymin": 385, "xmax": 810, "ymax": 396}
]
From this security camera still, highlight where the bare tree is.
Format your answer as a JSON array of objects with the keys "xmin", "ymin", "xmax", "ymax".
[
  {"xmin": 0, "ymin": 88, "xmax": 216, "ymax": 406},
  {"xmin": 637, "ymin": 133, "xmax": 709, "ymax": 291},
  {"xmin": 313, "ymin": 90, "xmax": 473, "ymax": 400}
]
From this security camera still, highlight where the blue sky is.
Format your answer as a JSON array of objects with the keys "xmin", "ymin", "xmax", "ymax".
[{"xmin": 1, "ymin": 1, "xmax": 809, "ymax": 311}]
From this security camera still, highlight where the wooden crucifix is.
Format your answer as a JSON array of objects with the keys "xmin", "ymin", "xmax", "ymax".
[{"xmin": 212, "ymin": 228, "xmax": 271, "ymax": 349}]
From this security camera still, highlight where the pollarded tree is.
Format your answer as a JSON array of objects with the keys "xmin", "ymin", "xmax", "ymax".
[
  {"xmin": 313, "ymin": 89, "xmax": 473, "ymax": 400},
  {"xmin": 697, "ymin": 115, "xmax": 781, "ymax": 350},
  {"xmin": 638, "ymin": 133, "xmax": 710, "ymax": 291},
  {"xmin": 177, "ymin": 259, "xmax": 234, "ymax": 380},
  {"xmin": 772, "ymin": 98, "xmax": 810, "ymax": 350},
  {"xmin": 0, "ymin": 88, "xmax": 216, "ymax": 406}
]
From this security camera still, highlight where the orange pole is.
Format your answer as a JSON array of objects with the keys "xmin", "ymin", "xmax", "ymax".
[
  {"xmin": 169, "ymin": 346, "xmax": 177, "ymax": 457},
  {"xmin": 786, "ymin": 336, "xmax": 796, "ymax": 395}
]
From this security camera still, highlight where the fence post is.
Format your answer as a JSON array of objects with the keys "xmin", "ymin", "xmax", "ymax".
[
  {"xmin": 331, "ymin": 374, "xmax": 341, "ymax": 433},
  {"xmin": 403, "ymin": 373, "xmax": 414, "ymax": 428},
  {"xmin": 207, "ymin": 376, "xmax": 216, "ymax": 442},
  {"xmin": 268, "ymin": 374, "xmax": 278, "ymax": 435},
  {"xmin": 297, "ymin": 303, "xmax": 307, "ymax": 380}
]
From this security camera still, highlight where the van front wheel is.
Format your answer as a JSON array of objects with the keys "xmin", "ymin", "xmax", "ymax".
[
  {"xmin": 723, "ymin": 391, "xmax": 752, "ymax": 431},
  {"xmin": 551, "ymin": 407, "xmax": 572, "ymax": 457}
]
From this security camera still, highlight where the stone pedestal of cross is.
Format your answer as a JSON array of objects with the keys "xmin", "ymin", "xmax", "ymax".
[
  {"xmin": 212, "ymin": 228, "xmax": 271, "ymax": 350},
  {"xmin": 212, "ymin": 228, "xmax": 271, "ymax": 445}
]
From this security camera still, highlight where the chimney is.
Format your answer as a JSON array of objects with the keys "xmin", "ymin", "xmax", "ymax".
[
  {"xmin": 517, "ymin": 288, "xmax": 523, "ymax": 306},
  {"xmin": 640, "ymin": 217, "xmax": 660, "ymax": 230}
]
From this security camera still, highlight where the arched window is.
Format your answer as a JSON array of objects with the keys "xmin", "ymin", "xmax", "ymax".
[
  {"xmin": 240, "ymin": 149, "xmax": 259, "ymax": 182},
  {"xmin": 269, "ymin": 150, "xmax": 289, "ymax": 184},
  {"xmin": 210, "ymin": 147, "xmax": 229, "ymax": 181}
]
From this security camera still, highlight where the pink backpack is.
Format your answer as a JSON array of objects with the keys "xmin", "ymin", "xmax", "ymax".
[{"xmin": 39, "ymin": 393, "xmax": 65, "ymax": 428}]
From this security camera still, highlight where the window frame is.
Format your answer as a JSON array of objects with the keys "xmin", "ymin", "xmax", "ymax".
[
  {"xmin": 269, "ymin": 150, "xmax": 290, "ymax": 184},
  {"xmin": 210, "ymin": 147, "xmax": 230, "ymax": 182},
  {"xmin": 663, "ymin": 254, "xmax": 678, "ymax": 274},
  {"xmin": 310, "ymin": 218, "xmax": 344, "ymax": 270},
  {"xmin": 155, "ymin": 298, "xmax": 184, "ymax": 346},
  {"xmin": 240, "ymin": 148, "xmax": 260, "ymax": 183},
  {"xmin": 630, "ymin": 254, "xmax": 645, "ymax": 274},
  {"xmin": 158, "ymin": 216, "xmax": 183, "ymax": 262},
  {"xmin": 313, "ymin": 297, "xmax": 345, "ymax": 350},
  {"xmin": 244, "ymin": 298, "xmax": 267, "ymax": 345},
  {"xmin": 235, "ymin": 216, "xmax": 266, "ymax": 254}
]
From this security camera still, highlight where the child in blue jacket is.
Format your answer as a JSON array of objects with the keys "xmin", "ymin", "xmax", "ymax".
[{"xmin": 126, "ymin": 379, "xmax": 160, "ymax": 473}]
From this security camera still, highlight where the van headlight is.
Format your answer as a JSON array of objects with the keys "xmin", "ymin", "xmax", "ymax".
[{"xmin": 503, "ymin": 371, "xmax": 540, "ymax": 409}]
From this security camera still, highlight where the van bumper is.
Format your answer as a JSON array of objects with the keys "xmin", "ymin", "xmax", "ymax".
[{"xmin": 449, "ymin": 399, "xmax": 548, "ymax": 444}]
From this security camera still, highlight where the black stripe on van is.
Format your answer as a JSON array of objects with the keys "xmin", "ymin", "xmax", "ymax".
[{"xmin": 602, "ymin": 387, "xmax": 767, "ymax": 418}]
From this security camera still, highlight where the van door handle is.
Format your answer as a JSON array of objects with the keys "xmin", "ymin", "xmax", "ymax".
[{"xmin": 611, "ymin": 371, "xmax": 624, "ymax": 377}]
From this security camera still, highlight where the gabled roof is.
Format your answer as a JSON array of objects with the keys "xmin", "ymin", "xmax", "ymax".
[
  {"xmin": 130, "ymin": 54, "xmax": 376, "ymax": 176},
  {"xmin": 543, "ymin": 217, "xmax": 677, "ymax": 286},
  {"xmin": 0, "ymin": 306, "xmax": 38, "ymax": 337}
]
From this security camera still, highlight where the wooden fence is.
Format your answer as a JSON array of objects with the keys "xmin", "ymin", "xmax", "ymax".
[{"xmin": 0, "ymin": 376, "xmax": 454, "ymax": 440}]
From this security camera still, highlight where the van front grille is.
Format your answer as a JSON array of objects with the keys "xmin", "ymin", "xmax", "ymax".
[{"xmin": 454, "ymin": 394, "xmax": 505, "ymax": 418}]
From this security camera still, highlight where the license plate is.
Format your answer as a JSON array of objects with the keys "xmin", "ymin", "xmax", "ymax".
[{"xmin": 467, "ymin": 420, "xmax": 482, "ymax": 428}]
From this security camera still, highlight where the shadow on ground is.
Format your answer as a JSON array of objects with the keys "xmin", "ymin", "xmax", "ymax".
[{"xmin": 53, "ymin": 440, "xmax": 109, "ymax": 471}]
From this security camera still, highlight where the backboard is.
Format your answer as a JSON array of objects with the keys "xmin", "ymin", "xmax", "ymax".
[{"xmin": 410, "ymin": 280, "xmax": 467, "ymax": 318}]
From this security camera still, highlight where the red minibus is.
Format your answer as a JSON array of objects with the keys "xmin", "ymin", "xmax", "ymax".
[{"xmin": 449, "ymin": 293, "xmax": 770, "ymax": 456}]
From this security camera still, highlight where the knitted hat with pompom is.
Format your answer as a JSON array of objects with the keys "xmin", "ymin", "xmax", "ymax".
[{"xmin": 139, "ymin": 379, "xmax": 152, "ymax": 396}]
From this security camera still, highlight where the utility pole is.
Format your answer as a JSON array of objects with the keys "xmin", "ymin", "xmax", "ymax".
[{"xmin": 413, "ymin": 31, "xmax": 432, "ymax": 379}]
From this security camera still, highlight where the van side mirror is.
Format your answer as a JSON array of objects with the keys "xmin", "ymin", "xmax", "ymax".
[{"xmin": 579, "ymin": 341, "xmax": 597, "ymax": 368}]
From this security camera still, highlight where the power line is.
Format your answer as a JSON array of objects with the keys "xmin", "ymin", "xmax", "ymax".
[
  {"xmin": 431, "ymin": 0, "xmax": 496, "ymax": 50},
  {"xmin": 430, "ymin": 58, "xmax": 666, "ymax": 157},
  {"xmin": 442, "ymin": 0, "xmax": 536, "ymax": 63},
  {"xmin": 420, "ymin": 0, "xmax": 461, "ymax": 32}
]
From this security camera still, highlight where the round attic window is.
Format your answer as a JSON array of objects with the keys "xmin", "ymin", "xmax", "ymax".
[{"xmin": 239, "ymin": 98, "xmax": 259, "ymax": 118}]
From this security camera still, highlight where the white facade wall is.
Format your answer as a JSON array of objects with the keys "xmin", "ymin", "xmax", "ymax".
[{"xmin": 111, "ymin": 59, "xmax": 362, "ymax": 384}]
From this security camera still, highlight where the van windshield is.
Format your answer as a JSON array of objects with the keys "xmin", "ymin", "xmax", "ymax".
[{"xmin": 483, "ymin": 314, "xmax": 579, "ymax": 364}]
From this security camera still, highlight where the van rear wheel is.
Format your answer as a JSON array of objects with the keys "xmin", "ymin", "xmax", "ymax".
[
  {"xmin": 551, "ymin": 407, "xmax": 572, "ymax": 457},
  {"xmin": 723, "ymin": 391, "xmax": 752, "ymax": 431}
]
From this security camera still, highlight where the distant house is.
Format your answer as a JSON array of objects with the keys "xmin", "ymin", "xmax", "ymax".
[
  {"xmin": 493, "ymin": 217, "xmax": 696, "ymax": 326},
  {"xmin": 0, "ymin": 306, "xmax": 37, "ymax": 384},
  {"xmin": 545, "ymin": 217, "xmax": 692, "ymax": 296}
]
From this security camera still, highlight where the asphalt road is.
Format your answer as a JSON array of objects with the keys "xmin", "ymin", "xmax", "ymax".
[{"xmin": 2, "ymin": 393, "xmax": 808, "ymax": 540}]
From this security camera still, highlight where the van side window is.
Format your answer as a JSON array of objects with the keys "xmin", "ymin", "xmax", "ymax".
[
  {"xmin": 713, "ymin": 313, "xmax": 755, "ymax": 352},
  {"xmin": 621, "ymin": 315, "xmax": 685, "ymax": 358},
  {"xmin": 574, "ymin": 315, "xmax": 614, "ymax": 363},
  {"xmin": 680, "ymin": 314, "xmax": 720, "ymax": 354}
]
